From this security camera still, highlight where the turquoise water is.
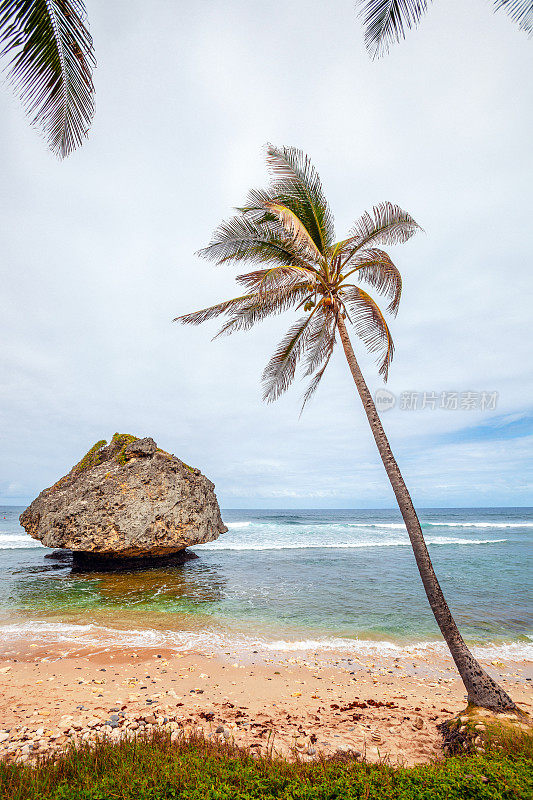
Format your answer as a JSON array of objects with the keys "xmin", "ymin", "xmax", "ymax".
[{"xmin": 0, "ymin": 506, "xmax": 531, "ymax": 658}]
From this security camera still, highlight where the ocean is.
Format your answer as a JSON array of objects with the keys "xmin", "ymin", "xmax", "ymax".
[{"xmin": 0, "ymin": 506, "xmax": 531, "ymax": 661}]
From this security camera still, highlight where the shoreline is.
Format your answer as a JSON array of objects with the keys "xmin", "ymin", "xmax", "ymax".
[
  {"xmin": 1, "ymin": 617, "xmax": 532, "ymax": 664},
  {"xmin": 1, "ymin": 639, "xmax": 531, "ymax": 767}
]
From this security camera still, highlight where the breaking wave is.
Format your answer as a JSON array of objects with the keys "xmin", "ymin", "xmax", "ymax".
[
  {"xmin": 195, "ymin": 538, "xmax": 507, "ymax": 551},
  {"xmin": 0, "ymin": 621, "xmax": 530, "ymax": 662}
]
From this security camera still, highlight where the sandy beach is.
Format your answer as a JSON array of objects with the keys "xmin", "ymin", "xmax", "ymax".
[{"xmin": 1, "ymin": 642, "xmax": 531, "ymax": 767}]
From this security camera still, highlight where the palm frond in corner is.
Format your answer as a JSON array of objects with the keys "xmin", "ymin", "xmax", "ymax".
[
  {"xmin": 355, "ymin": 0, "xmax": 430, "ymax": 59},
  {"xmin": 493, "ymin": 0, "xmax": 533, "ymax": 36},
  {"xmin": 0, "ymin": 0, "xmax": 95, "ymax": 158},
  {"xmin": 355, "ymin": 0, "xmax": 532, "ymax": 57}
]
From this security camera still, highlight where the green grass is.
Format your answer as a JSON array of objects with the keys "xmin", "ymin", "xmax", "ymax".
[{"xmin": 0, "ymin": 729, "xmax": 531, "ymax": 800}]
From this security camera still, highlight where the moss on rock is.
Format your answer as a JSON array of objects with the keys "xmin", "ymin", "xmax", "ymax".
[
  {"xmin": 111, "ymin": 433, "xmax": 138, "ymax": 465},
  {"xmin": 74, "ymin": 440, "xmax": 108, "ymax": 473}
]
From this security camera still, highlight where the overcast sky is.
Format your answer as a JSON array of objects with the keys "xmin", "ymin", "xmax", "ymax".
[{"xmin": 1, "ymin": 0, "xmax": 532, "ymax": 509}]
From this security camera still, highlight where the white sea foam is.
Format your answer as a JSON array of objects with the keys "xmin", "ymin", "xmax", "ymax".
[
  {"xmin": 426, "ymin": 522, "xmax": 533, "ymax": 528},
  {"xmin": 0, "ymin": 622, "xmax": 530, "ymax": 662},
  {"xmin": 0, "ymin": 533, "xmax": 510, "ymax": 551},
  {"xmin": 0, "ymin": 534, "xmax": 44, "ymax": 549},
  {"xmin": 225, "ymin": 522, "xmax": 252, "ymax": 529},
  {"xmin": 195, "ymin": 537, "xmax": 507, "ymax": 551}
]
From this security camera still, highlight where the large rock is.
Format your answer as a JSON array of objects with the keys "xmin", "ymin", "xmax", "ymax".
[{"xmin": 20, "ymin": 434, "xmax": 227, "ymax": 559}]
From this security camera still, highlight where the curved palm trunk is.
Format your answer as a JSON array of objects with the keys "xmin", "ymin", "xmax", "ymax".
[{"xmin": 336, "ymin": 315, "xmax": 515, "ymax": 712}]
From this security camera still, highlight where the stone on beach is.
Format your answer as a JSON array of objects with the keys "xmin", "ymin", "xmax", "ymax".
[{"xmin": 19, "ymin": 433, "xmax": 227, "ymax": 560}]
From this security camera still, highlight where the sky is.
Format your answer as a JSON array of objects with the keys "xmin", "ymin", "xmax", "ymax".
[{"xmin": 1, "ymin": 0, "xmax": 532, "ymax": 509}]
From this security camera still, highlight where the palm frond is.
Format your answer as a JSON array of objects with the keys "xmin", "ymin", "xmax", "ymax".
[
  {"xmin": 300, "ymin": 347, "xmax": 334, "ymax": 413},
  {"xmin": 261, "ymin": 313, "xmax": 319, "ymax": 403},
  {"xmin": 265, "ymin": 144, "xmax": 335, "ymax": 256},
  {"xmin": 263, "ymin": 201, "xmax": 325, "ymax": 264},
  {"xmin": 342, "ymin": 249, "xmax": 402, "ymax": 315},
  {"xmin": 343, "ymin": 286, "xmax": 394, "ymax": 380},
  {"xmin": 241, "ymin": 186, "xmax": 331, "ymax": 264},
  {"xmin": 493, "ymin": 0, "xmax": 533, "ymax": 35},
  {"xmin": 303, "ymin": 311, "xmax": 336, "ymax": 377},
  {"xmin": 177, "ymin": 282, "xmax": 309, "ymax": 335},
  {"xmin": 298, "ymin": 310, "xmax": 336, "ymax": 412},
  {"xmin": 236, "ymin": 266, "xmax": 315, "ymax": 293},
  {"xmin": 341, "ymin": 202, "xmax": 421, "ymax": 264},
  {"xmin": 176, "ymin": 294, "xmax": 256, "ymax": 326},
  {"xmin": 214, "ymin": 284, "xmax": 310, "ymax": 338},
  {"xmin": 0, "ymin": 0, "xmax": 95, "ymax": 158},
  {"xmin": 198, "ymin": 212, "xmax": 317, "ymax": 272},
  {"xmin": 355, "ymin": 1, "xmax": 430, "ymax": 59}
]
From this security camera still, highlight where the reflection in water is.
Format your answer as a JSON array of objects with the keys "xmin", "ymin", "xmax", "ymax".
[{"xmin": 8, "ymin": 559, "xmax": 228, "ymax": 617}]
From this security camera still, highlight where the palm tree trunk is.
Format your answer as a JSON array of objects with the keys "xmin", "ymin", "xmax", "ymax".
[{"xmin": 336, "ymin": 314, "xmax": 516, "ymax": 712}]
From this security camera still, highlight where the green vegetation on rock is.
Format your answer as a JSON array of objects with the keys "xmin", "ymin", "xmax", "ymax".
[
  {"xmin": 74, "ymin": 440, "xmax": 108, "ymax": 473},
  {"xmin": 0, "ymin": 730, "xmax": 531, "ymax": 800},
  {"xmin": 70, "ymin": 434, "xmax": 140, "ymax": 474},
  {"xmin": 111, "ymin": 433, "xmax": 138, "ymax": 466}
]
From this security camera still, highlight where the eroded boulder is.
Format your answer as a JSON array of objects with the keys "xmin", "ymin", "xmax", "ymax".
[{"xmin": 20, "ymin": 434, "xmax": 227, "ymax": 559}]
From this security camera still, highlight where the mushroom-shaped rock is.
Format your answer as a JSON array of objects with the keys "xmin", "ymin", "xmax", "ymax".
[{"xmin": 20, "ymin": 434, "xmax": 227, "ymax": 559}]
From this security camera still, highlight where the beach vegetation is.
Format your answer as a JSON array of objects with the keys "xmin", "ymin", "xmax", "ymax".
[
  {"xmin": 176, "ymin": 143, "xmax": 517, "ymax": 714},
  {"xmin": 0, "ymin": 0, "xmax": 96, "ymax": 158},
  {"xmin": 355, "ymin": 1, "xmax": 533, "ymax": 59},
  {"xmin": 1, "ymin": 729, "xmax": 531, "ymax": 800}
]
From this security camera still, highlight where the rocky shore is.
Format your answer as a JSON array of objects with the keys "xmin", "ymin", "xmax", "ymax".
[{"xmin": 0, "ymin": 646, "xmax": 530, "ymax": 766}]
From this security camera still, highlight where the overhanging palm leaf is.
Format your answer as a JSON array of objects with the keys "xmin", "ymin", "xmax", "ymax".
[
  {"xmin": 0, "ymin": 0, "xmax": 95, "ymax": 158},
  {"xmin": 357, "ymin": 0, "xmax": 430, "ymax": 58},
  {"xmin": 177, "ymin": 144, "xmax": 517, "ymax": 713},
  {"xmin": 356, "ymin": 0, "xmax": 532, "ymax": 58},
  {"xmin": 494, "ymin": 0, "xmax": 533, "ymax": 34}
]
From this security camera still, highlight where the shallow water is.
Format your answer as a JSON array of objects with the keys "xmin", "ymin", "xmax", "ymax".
[{"xmin": 1, "ymin": 506, "xmax": 531, "ymax": 659}]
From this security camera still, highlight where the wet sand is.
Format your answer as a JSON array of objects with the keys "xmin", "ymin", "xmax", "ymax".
[{"xmin": 0, "ymin": 642, "xmax": 531, "ymax": 766}]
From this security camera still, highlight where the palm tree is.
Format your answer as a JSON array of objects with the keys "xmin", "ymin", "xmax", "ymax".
[
  {"xmin": 176, "ymin": 144, "xmax": 517, "ymax": 712},
  {"xmin": 356, "ymin": 0, "xmax": 532, "ymax": 58},
  {"xmin": 0, "ymin": 0, "xmax": 95, "ymax": 158}
]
